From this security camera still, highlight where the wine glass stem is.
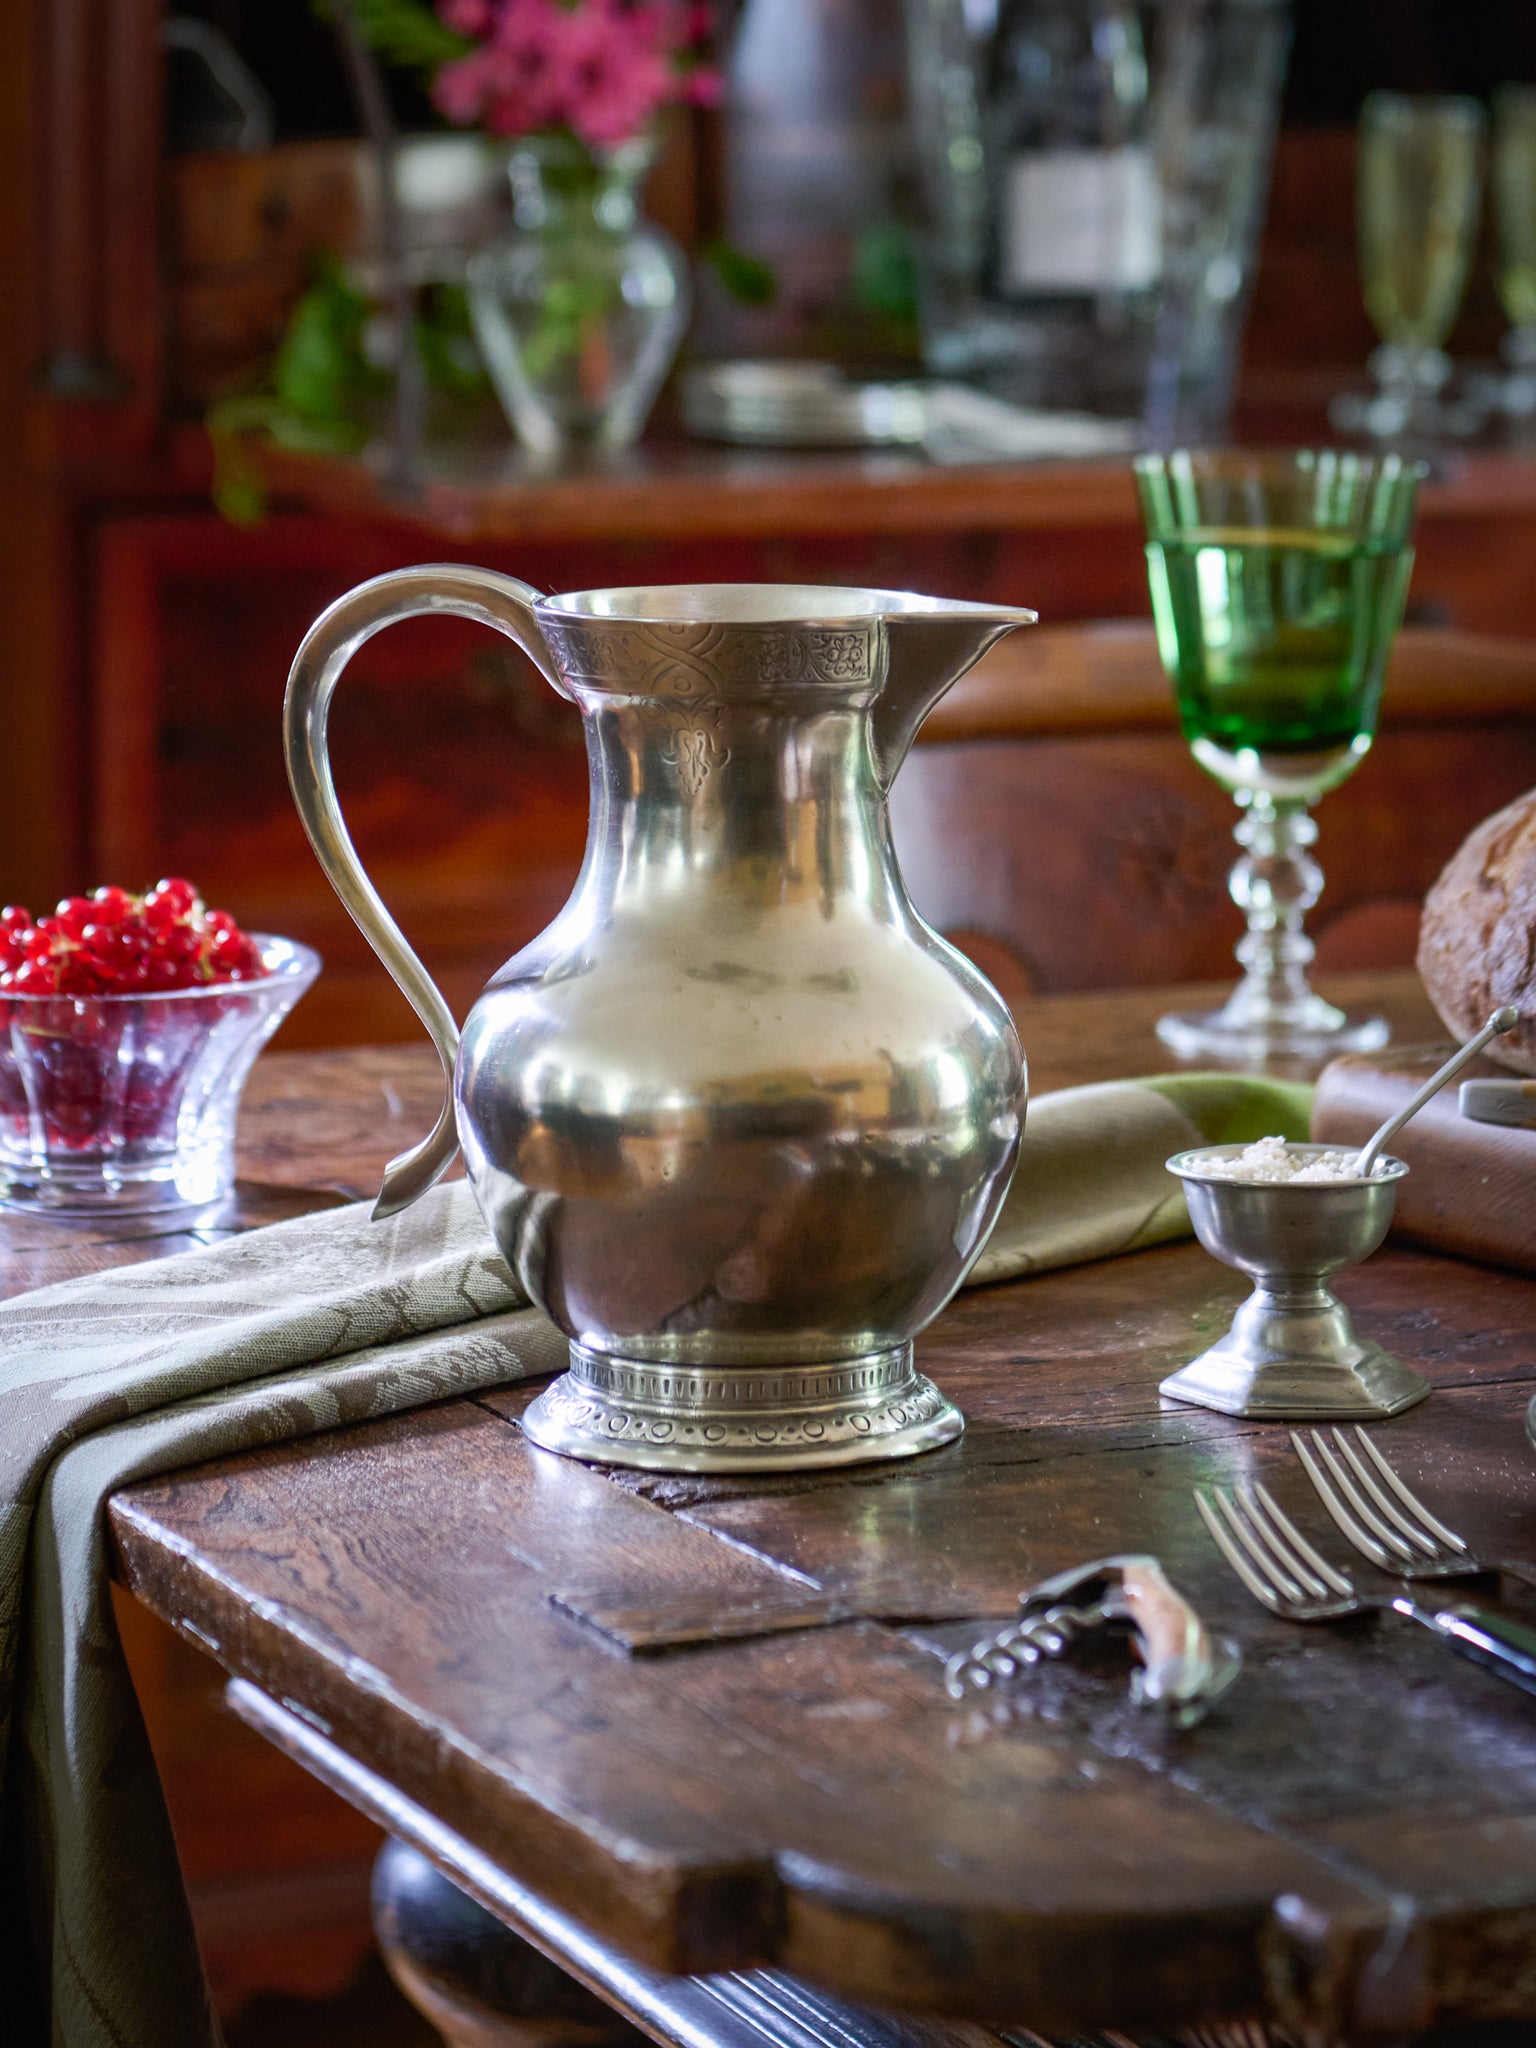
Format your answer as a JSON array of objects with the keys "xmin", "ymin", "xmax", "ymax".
[{"xmin": 1227, "ymin": 794, "xmax": 1324, "ymax": 1024}]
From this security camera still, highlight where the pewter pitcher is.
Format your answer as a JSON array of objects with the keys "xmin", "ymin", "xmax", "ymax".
[{"xmin": 284, "ymin": 573, "xmax": 1035, "ymax": 1471}]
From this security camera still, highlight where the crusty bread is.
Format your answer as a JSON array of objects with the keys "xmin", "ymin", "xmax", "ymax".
[{"xmin": 1417, "ymin": 786, "xmax": 1536, "ymax": 1075}]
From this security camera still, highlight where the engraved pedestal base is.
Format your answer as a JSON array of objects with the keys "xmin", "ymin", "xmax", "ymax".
[
  {"xmin": 519, "ymin": 1342, "xmax": 964, "ymax": 1472},
  {"xmin": 1160, "ymin": 1285, "xmax": 1431, "ymax": 1421}
]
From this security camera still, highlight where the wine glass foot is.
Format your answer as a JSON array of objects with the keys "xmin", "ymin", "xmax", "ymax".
[{"xmin": 1156, "ymin": 1002, "xmax": 1390, "ymax": 1065}]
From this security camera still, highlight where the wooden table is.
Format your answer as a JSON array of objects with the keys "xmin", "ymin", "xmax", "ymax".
[{"xmin": 26, "ymin": 975, "xmax": 1536, "ymax": 2045}]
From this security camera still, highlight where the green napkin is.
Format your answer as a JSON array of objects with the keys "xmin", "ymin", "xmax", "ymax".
[
  {"xmin": 0, "ymin": 1072, "xmax": 1309, "ymax": 2047},
  {"xmin": 971, "ymin": 1072, "xmax": 1312, "ymax": 1284}
]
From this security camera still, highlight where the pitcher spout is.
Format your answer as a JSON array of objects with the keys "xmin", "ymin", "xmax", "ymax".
[{"xmin": 875, "ymin": 595, "xmax": 1038, "ymax": 788}]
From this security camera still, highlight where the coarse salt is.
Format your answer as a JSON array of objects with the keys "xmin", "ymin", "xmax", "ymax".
[{"xmin": 1198, "ymin": 1136, "xmax": 1380, "ymax": 1184}]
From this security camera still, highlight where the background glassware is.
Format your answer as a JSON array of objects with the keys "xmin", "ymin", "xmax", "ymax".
[
  {"xmin": 1332, "ymin": 93, "xmax": 1485, "ymax": 440},
  {"xmin": 1135, "ymin": 449, "xmax": 1422, "ymax": 1063},
  {"xmin": 691, "ymin": 0, "xmax": 918, "ymax": 368},
  {"xmin": 0, "ymin": 938, "xmax": 318, "ymax": 1214},
  {"xmin": 468, "ymin": 135, "xmax": 689, "ymax": 458},
  {"xmin": 902, "ymin": 0, "xmax": 1290, "ymax": 436},
  {"xmin": 1494, "ymin": 85, "xmax": 1536, "ymax": 421}
]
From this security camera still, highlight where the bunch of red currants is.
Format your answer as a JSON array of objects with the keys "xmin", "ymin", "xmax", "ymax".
[{"xmin": 0, "ymin": 879, "xmax": 268, "ymax": 996}]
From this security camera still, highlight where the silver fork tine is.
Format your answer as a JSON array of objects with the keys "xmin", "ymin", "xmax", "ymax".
[
  {"xmin": 1235, "ymin": 1484, "xmax": 1329, "ymax": 1596},
  {"xmin": 1329, "ymin": 1427, "xmax": 1441, "ymax": 1557},
  {"xmin": 1310, "ymin": 1430, "xmax": 1422, "ymax": 1560},
  {"xmin": 1292, "ymin": 1431, "xmax": 1401, "ymax": 1569},
  {"xmin": 1245, "ymin": 1480, "xmax": 1355, "ymax": 1597},
  {"xmin": 1214, "ymin": 1486, "xmax": 1322, "ymax": 1604},
  {"xmin": 1196, "ymin": 1488, "xmax": 1288, "ymax": 1609},
  {"xmin": 1294, "ymin": 1433, "xmax": 1417, "ymax": 1556},
  {"xmin": 1349, "ymin": 1425, "xmax": 1470, "ymax": 1553}
]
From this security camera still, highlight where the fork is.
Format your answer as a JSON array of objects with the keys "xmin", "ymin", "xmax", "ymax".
[
  {"xmin": 1292, "ymin": 1425, "xmax": 1536, "ymax": 1593},
  {"xmin": 1194, "ymin": 1481, "xmax": 1536, "ymax": 1699}
]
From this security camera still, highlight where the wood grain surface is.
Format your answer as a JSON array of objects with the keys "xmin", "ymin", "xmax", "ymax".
[{"xmin": 83, "ymin": 973, "xmax": 1536, "ymax": 2040}]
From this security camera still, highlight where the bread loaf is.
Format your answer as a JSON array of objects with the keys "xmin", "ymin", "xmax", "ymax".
[{"xmin": 1417, "ymin": 785, "xmax": 1536, "ymax": 1075}]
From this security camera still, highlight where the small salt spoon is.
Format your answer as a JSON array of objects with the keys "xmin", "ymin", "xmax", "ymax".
[{"xmin": 1354, "ymin": 1005, "xmax": 1522, "ymax": 1176}]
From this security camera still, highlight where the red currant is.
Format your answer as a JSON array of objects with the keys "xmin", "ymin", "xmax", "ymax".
[
  {"xmin": 0, "ymin": 907, "xmax": 30, "ymax": 973},
  {"xmin": 55, "ymin": 953, "xmax": 106, "ymax": 996},
  {"xmin": 0, "ymin": 876, "xmax": 266, "ymax": 993},
  {"xmin": 143, "ymin": 876, "xmax": 198, "ymax": 920},
  {"xmin": 11, "ymin": 955, "xmax": 59, "ymax": 994},
  {"xmin": 52, "ymin": 897, "xmax": 94, "ymax": 940}
]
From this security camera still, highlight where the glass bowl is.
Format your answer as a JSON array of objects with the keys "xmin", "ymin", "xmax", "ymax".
[{"xmin": 0, "ymin": 936, "xmax": 319, "ymax": 1216}]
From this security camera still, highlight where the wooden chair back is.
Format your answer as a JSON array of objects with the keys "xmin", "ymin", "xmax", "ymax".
[{"xmin": 897, "ymin": 624, "xmax": 1536, "ymax": 1006}]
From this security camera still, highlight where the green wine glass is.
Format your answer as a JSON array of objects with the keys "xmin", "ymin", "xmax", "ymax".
[{"xmin": 1135, "ymin": 448, "xmax": 1424, "ymax": 1063}]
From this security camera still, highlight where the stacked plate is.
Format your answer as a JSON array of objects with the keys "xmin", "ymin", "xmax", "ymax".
[{"xmin": 681, "ymin": 360, "xmax": 1140, "ymax": 462}]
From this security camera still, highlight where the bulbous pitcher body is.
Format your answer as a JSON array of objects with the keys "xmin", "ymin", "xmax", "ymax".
[{"xmin": 285, "ymin": 575, "xmax": 1034, "ymax": 1472}]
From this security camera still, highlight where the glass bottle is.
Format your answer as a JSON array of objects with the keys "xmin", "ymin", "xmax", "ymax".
[
  {"xmin": 985, "ymin": 0, "xmax": 1158, "ymax": 303},
  {"xmin": 981, "ymin": 0, "xmax": 1159, "ymax": 406}
]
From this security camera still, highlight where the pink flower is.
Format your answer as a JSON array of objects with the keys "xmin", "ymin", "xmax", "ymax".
[
  {"xmin": 440, "ymin": 0, "xmax": 495, "ymax": 33},
  {"xmin": 433, "ymin": 0, "xmax": 718, "ymax": 147}
]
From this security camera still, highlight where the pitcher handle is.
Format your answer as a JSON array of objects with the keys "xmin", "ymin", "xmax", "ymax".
[{"xmin": 283, "ymin": 564, "xmax": 564, "ymax": 1219}]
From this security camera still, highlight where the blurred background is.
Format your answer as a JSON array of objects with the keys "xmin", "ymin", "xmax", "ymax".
[
  {"xmin": 7, "ymin": 1, "xmax": 1536, "ymax": 2037},
  {"xmin": 8, "ymin": 1, "xmax": 1536, "ymax": 1046}
]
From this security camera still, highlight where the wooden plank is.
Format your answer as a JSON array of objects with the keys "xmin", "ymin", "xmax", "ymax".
[
  {"xmin": 251, "ymin": 443, "xmax": 1145, "ymax": 547},
  {"xmin": 109, "ymin": 1388, "xmax": 1397, "ymax": 2033},
  {"xmin": 247, "ymin": 439, "xmax": 1536, "ymax": 552},
  {"xmin": 226, "ymin": 1683, "xmax": 1006, "ymax": 2048}
]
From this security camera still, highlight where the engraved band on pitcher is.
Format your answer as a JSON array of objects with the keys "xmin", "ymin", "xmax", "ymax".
[
  {"xmin": 539, "ymin": 618, "xmax": 879, "ymax": 696},
  {"xmin": 526, "ymin": 1341, "xmax": 958, "ymax": 1462}
]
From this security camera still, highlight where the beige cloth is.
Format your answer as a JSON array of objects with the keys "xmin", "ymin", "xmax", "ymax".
[{"xmin": 0, "ymin": 1074, "xmax": 1310, "ymax": 2046}]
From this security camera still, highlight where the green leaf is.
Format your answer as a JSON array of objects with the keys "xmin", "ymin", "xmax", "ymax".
[
  {"xmin": 851, "ymin": 223, "xmax": 919, "ymax": 321},
  {"xmin": 272, "ymin": 259, "xmax": 383, "ymax": 421},
  {"xmin": 310, "ymin": 0, "xmax": 469, "ymax": 72},
  {"xmin": 417, "ymin": 283, "xmax": 491, "ymax": 396},
  {"xmin": 206, "ymin": 396, "xmax": 284, "ymax": 526},
  {"xmin": 703, "ymin": 237, "xmax": 778, "ymax": 308},
  {"xmin": 204, "ymin": 258, "xmax": 383, "ymax": 524}
]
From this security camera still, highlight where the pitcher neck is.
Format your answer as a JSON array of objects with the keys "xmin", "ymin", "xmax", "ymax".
[{"xmin": 577, "ymin": 700, "xmax": 900, "ymax": 914}]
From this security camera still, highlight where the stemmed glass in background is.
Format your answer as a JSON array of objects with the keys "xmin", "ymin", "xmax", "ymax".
[
  {"xmin": 1135, "ymin": 449, "xmax": 1424, "ymax": 1063},
  {"xmin": 1494, "ymin": 86, "xmax": 1536, "ymax": 422},
  {"xmin": 1331, "ymin": 93, "xmax": 1485, "ymax": 441}
]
